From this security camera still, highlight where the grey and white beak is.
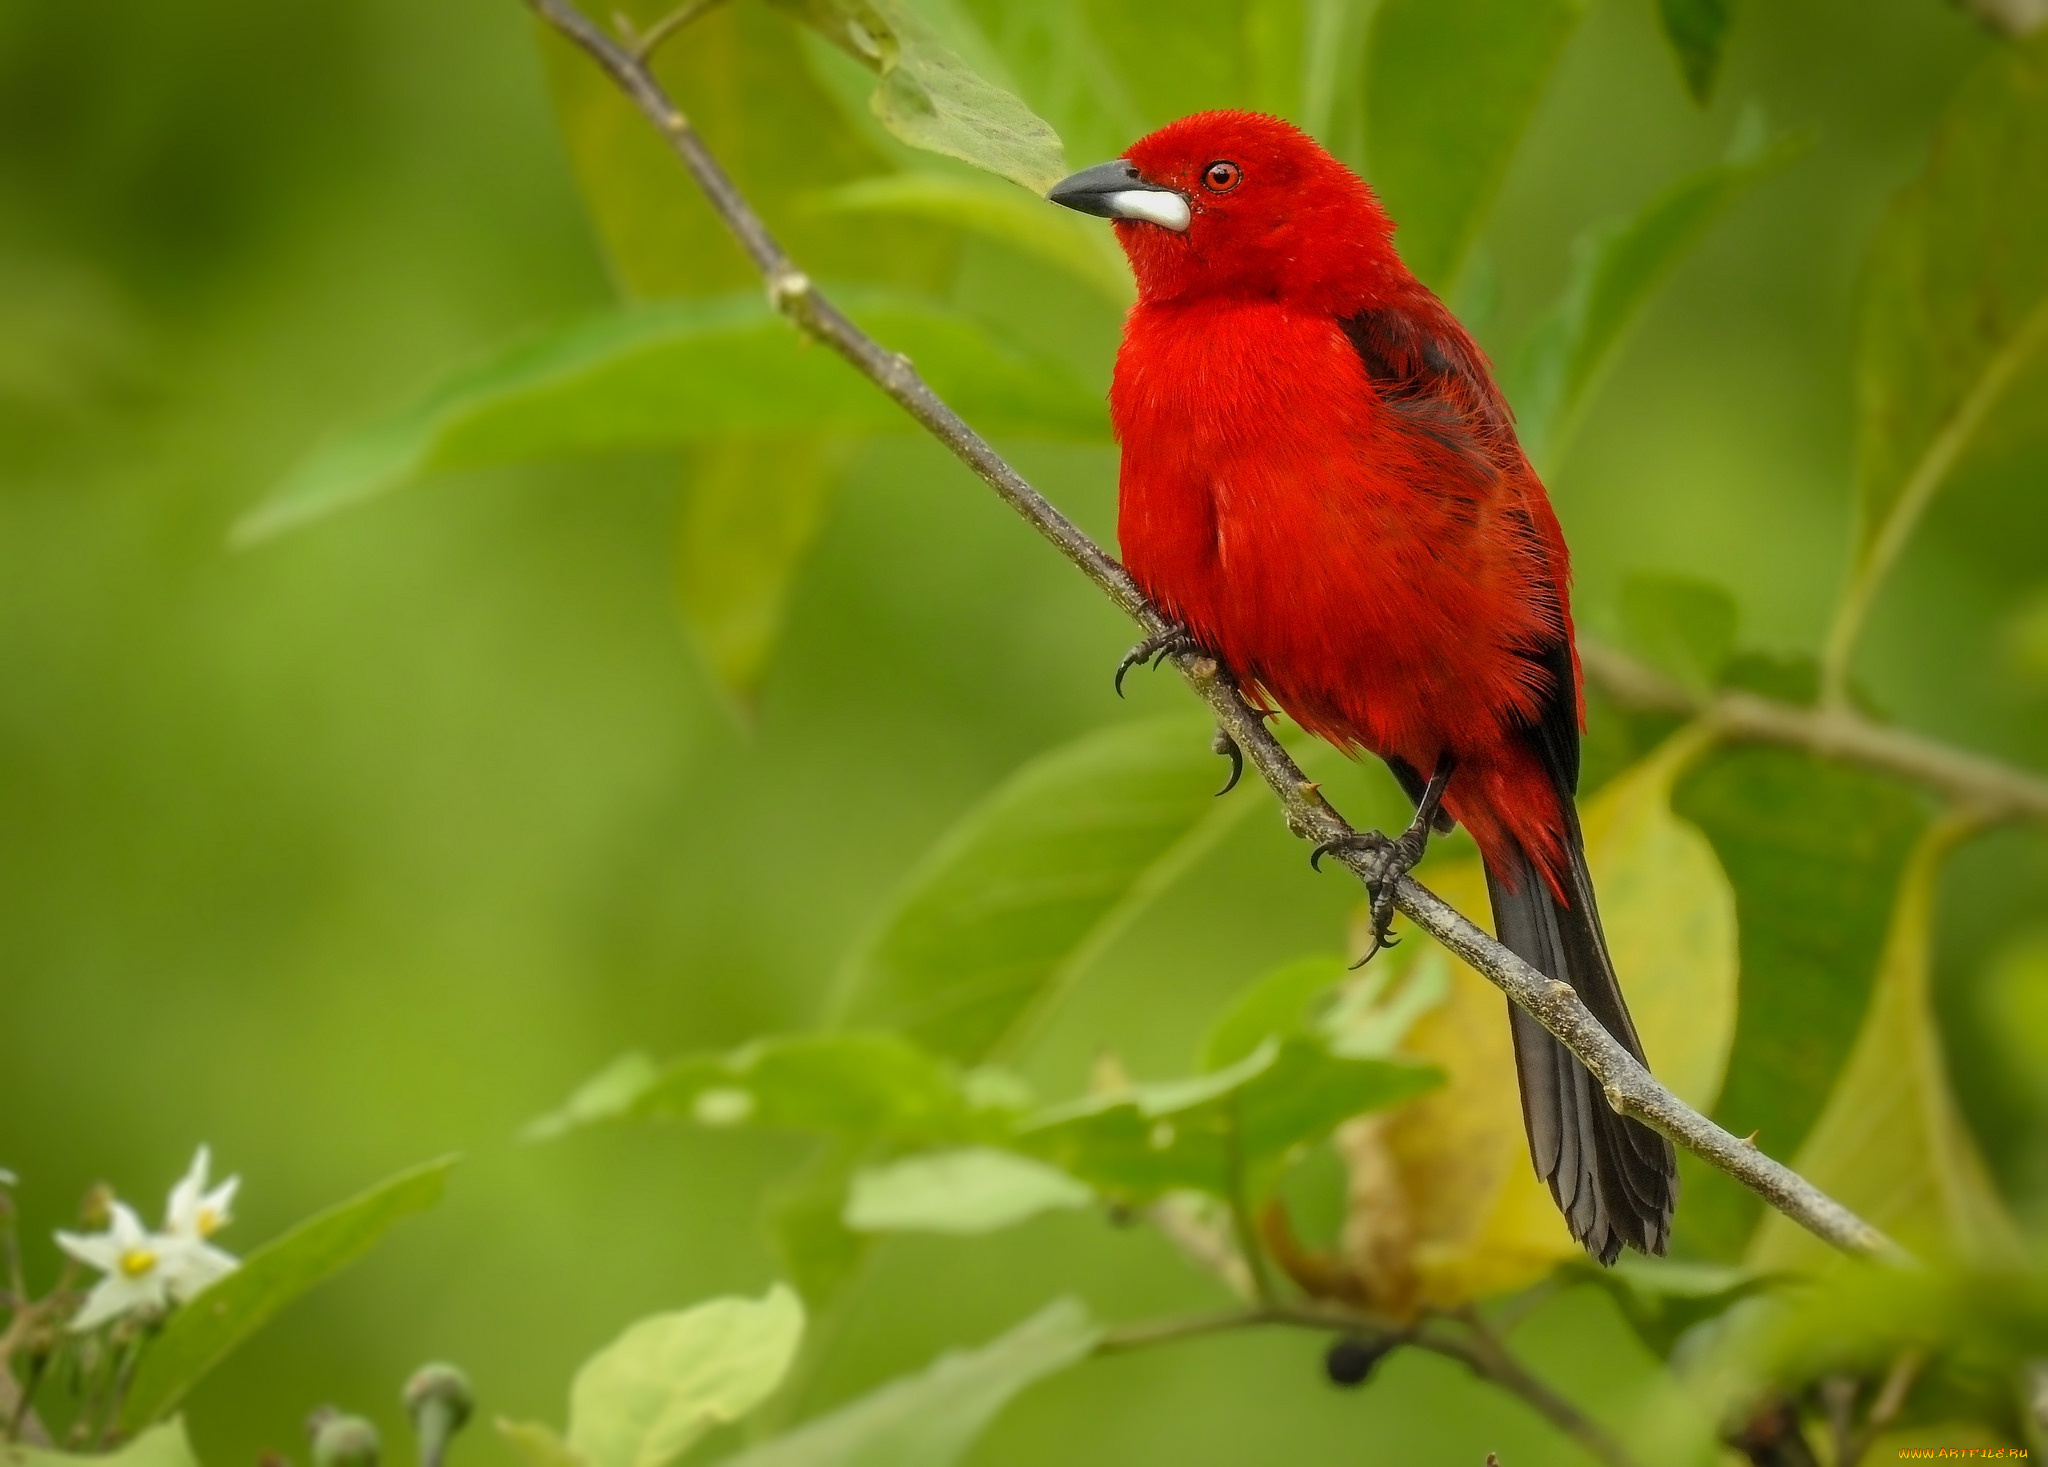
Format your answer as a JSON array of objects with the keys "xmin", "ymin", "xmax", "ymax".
[{"xmin": 1046, "ymin": 160, "xmax": 1191, "ymax": 232}]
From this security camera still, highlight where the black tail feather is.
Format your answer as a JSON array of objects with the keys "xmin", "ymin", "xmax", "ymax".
[{"xmin": 1483, "ymin": 824, "xmax": 1677, "ymax": 1264}]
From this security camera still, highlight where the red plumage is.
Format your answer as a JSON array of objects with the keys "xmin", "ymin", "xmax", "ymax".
[{"xmin": 1087, "ymin": 110, "xmax": 1677, "ymax": 1261}]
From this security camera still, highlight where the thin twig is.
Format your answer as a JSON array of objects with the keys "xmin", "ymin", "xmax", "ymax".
[
  {"xmin": 1422, "ymin": 1309, "xmax": 1639, "ymax": 1467},
  {"xmin": 1581, "ymin": 642, "xmax": 2048, "ymax": 825},
  {"xmin": 1096, "ymin": 1302, "xmax": 1639, "ymax": 1467},
  {"xmin": 1840, "ymin": 1350, "xmax": 1923, "ymax": 1466},
  {"xmin": 526, "ymin": 0, "xmax": 1901, "ymax": 1264},
  {"xmin": 612, "ymin": 0, "xmax": 729, "ymax": 64}
]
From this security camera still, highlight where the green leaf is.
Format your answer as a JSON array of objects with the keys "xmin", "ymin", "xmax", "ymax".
[
  {"xmin": 1512, "ymin": 119, "xmax": 1802, "ymax": 468},
  {"xmin": 834, "ymin": 715, "xmax": 1258, "ymax": 1063},
  {"xmin": 1619, "ymin": 573, "xmax": 1740, "ymax": 698},
  {"xmin": 1749, "ymin": 820, "xmax": 2026, "ymax": 1272},
  {"xmin": 1364, "ymin": 0, "xmax": 1586, "ymax": 291},
  {"xmin": 718, "ymin": 1298, "xmax": 1099, "ymax": 1467},
  {"xmin": 524, "ymin": 1052, "xmax": 662, "ymax": 1142},
  {"xmin": 2000, "ymin": 587, "xmax": 2048, "ymax": 691},
  {"xmin": 1019, "ymin": 1037, "xmax": 1438, "ymax": 1202},
  {"xmin": 766, "ymin": 0, "xmax": 1067, "ymax": 190},
  {"xmin": 567, "ymin": 1286, "xmax": 806, "ymax": 1467},
  {"xmin": 539, "ymin": 4, "xmax": 953, "ymax": 696},
  {"xmin": 1687, "ymin": 1262, "xmax": 2048, "ymax": 1441},
  {"xmin": 765, "ymin": 1145, "xmax": 874, "ymax": 1310},
  {"xmin": 808, "ymin": 173, "xmax": 1131, "ymax": 303},
  {"xmin": 1655, "ymin": 0, "xmax": 1735, "ymax": 105},
  {"xmin": 3, "ymin": 1421, "xmax": 201, "ymax": 1467},
  {"xmin": 121, "ymin": 1157, "xmax": 457, "ymax": 1428},
  {"xmin": 531, "ymin": 1031, "xmax": 1013, "ymax": 1146},
  {"xmin": 675, "ymin": 436, "xmax": 855, "ymax": 703},
  {"xmin": 844, "ymin": 1147, "xmax": 1093, "ymax": 1233},
  {"xmin": 645, "ymin": 1033, "xmax": 1000, "ymax": 1139},
  {"xmin": 1671, "ymin": 748, "xmax": 1929, "ymax": 1258},
  {"xmin": 542, "ymin": 1, "xmax": 948, "ymax": 298},
  {"xmin": 1566, "ymin": 1256, "xmax": 1778, "ymax": 1359},
  {"xmin": 1831, "ymin": 34, "xmax": 2048, "ymax": 693},
  {"xmin": 497, "ymin": 1420, "xmax": 589, "ymax": 1467},
  {"xmin": 1200, "ymin": 954, "xmax": 1348, "ymax": 1071},
  {"xmin": 1980, "ymin": 929, "xmax": 2048, "ymax": 1107},
  {"xmin": 236, "ymin": 293, "xmax": 1106, "ymax": 543}
]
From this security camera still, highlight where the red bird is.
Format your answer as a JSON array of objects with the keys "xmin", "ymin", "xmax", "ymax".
[{"xmin": 1049, "ymin": 111, "xmax": 1676, "ymax": 1262}]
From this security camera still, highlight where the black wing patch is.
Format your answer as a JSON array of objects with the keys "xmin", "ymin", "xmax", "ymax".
[
  {"xmin": 1516, "ymin": 634, "xmax": 1581, "ymax": 798},
  {"xmin": 1337, "ymin": 300, "xmax": 1515, "ymax": 481}
]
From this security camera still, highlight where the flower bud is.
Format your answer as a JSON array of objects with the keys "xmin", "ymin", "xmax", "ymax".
[
  {"xmin": 78, "ymin": 1183, "xmax": 115, "ymax": 1231},
  {"xmin": 404, "ymin": 1363, "xmax": 474, "ymax": 1467},
  {"xmin": 308, "ymin": 1412, "xmax": 380, "ymax": 1467}
]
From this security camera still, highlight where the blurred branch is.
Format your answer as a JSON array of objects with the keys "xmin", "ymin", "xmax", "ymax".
[
  {"xmin": 527, "ymin": 0, "xmax": 1900, "ymax": 1265},
  {"xmin": 611, "ymin": 0, "xmax": 729, "ymax": 64},
  {"xmin": 1098, "ymin": 1301, "xmax": 1639, "ymax": 1467},
  {"xmin": 1580, "ymin": 641, "xmax": 2048, "ymax": 825},
  {"xmin": 1950, "ymin": 0, "xmax": 2048, "ymax": 38}
]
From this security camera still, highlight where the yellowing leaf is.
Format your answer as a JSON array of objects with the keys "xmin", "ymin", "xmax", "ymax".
[
  {"xmin": 1748, "ymin": 818, "xmax": 2025, "ymax": 1273},
  {"xmin": 1373, "ymin": 726, "xmax": 1737, "ymax": 1307},
  {"xmin": 1576, "ymin": 723, "xmax": 1738, "ymax": 1112}
]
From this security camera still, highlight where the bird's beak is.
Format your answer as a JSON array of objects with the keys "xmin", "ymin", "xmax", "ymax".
[{"xmin": 1046, "ymin": 160, "xmax": 1191, "ymax": 232}]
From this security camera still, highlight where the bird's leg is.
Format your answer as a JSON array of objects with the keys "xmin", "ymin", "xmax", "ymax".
[
  {"xmin": 1114, "ymin": 623, "xmax": 1205, "ymax": 697},
  {"xmin": 1310, "ymin": 754, "xmax": 1458, "ymax": 962}
]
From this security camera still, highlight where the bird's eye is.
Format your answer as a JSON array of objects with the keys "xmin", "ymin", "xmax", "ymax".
[{"xmin": 1201, "ymin": 160, "xmax": 1241, "ymax": 193}]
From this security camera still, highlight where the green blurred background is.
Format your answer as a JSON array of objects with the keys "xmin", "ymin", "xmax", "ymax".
[{"xmin": 3, "ymin": 0, "xmax": 2045, "ymax": 1462}]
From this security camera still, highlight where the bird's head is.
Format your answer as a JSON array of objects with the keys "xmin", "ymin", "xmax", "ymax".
[{"xmin": 1047, "ymin": 110, "xmax": 1398, "ymax": 308}]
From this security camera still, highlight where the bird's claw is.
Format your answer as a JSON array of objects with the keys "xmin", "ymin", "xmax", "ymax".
[
  {"xmin": 1310, "ymin": 824, "xmax": 1432, "ymax": 965},
  {"xmin": 1115, "ymin": 624, "xmax": 1203, "ymax": 697},
  {"xmin": 1211, "ymin": 727, "xmax": 1243, "ymax": 796}
]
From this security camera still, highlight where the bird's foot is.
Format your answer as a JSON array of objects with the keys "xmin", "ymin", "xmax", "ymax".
[
  {"xmin": 1114, "ymin": 624, "xmax": 1205, "ymax": 697},
  {"xmin": 1312, "ymin": 755, "xmax": 1457, "ymax": 963},
  {"xmin": 1310, "ymin": 824, "xmax": 1429, "ymax": 963}
]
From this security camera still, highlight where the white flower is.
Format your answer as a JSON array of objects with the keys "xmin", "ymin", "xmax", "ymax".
[
  {"xmin": 55, "ymin": 1202, "xmax": 178, "ymax": 1330},
  {"xmin": 0, "ymin": 1167, "xmax": 15, "ymax": 1186},
  {"xmin": 159, "ymin": 1146, "xmax": 239, "ymax": 1302},
  {"xmin": 52, "ymin": 1148, "xmax": 242, "ymax": 1331},
  {"xmin": 164, "ymin": 1146, "xmax": 237, "ymax": 1245}
]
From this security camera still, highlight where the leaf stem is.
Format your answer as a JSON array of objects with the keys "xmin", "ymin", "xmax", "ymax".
[
  {"xmin": 612, "ymin": 0, "xmax": 729, "ymax": 65},
  {"xmin": 525, "ymin": 0, "xmax": 1903, "ymax": 1264},
  {"xmin": 1221, "ymin": 1101, "xmax": 1277, "ymax": 1306}
]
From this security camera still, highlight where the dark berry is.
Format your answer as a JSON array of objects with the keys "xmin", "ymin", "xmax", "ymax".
[{"xmin": 1323, "ymin": 1334, "xmax": 1394, "ymax": 1387}]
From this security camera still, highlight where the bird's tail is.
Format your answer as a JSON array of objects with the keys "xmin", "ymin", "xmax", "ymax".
[{"xmin": 1482, "ymin": 820, "xmax": 1677, "ymax": 1263}]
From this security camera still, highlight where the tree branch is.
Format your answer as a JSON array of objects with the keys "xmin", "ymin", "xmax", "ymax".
[
  {"xmin": 1580, "ymin": 641, "xmax": 2048, "ymax": 825},
  {"xmin": 525, "ymin": 0, "xmax": 1901, "ymax": 1264},
  {"xmin": 1097, "ymin": 1303, "xmax": 1641, "ymax": 1467}
]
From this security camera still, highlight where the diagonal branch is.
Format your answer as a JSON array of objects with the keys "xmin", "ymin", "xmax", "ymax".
[{"xmin": 526, "ymin": 0, "xmax": 1900, "ymax": 1264}]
